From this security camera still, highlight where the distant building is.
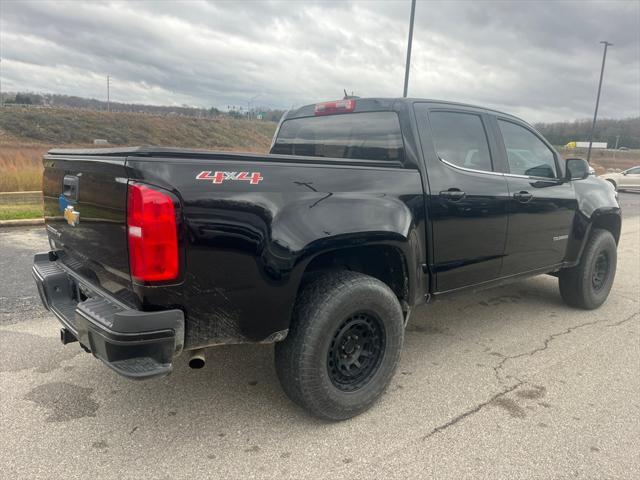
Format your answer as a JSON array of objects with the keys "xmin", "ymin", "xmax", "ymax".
[{"xmin": 565, "ymin": 141, "xmax": 607, "ymax": 149}]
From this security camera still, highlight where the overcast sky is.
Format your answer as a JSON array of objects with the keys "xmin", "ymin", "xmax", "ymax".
[{"xmin": 1, "ymin": 0, "xmax": 638, "ymax": 122}]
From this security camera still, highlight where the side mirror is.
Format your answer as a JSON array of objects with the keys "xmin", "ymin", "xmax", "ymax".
[
  {"xmin": 525, "ymin": 164, "xmax": 556, "ymax": 178},
  {"xmin": 566, "ymin": 158, "xmax": 590, "ymax": 180}
]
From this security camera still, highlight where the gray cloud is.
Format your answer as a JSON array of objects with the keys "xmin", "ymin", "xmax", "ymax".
[{"xmin": 1, "ymin": 0, "xmax": 638, "ymax": 122}]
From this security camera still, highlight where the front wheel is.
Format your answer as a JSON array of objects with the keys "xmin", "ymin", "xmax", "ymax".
[
  {"xmin": 275, "ymin": 271, "xmax": 404, "ymax": 420},
  {"xmin": 559, "ymin": 228, "xmax": 617, "ymax": 309}
]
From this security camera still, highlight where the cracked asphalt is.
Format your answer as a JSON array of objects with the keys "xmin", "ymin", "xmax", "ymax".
[{"xmin": 1, "ymin": 193, "xmax": 639, "ymax": 479}]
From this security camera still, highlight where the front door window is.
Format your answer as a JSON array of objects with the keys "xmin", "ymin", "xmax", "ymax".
[{"xmin": 498, "ymin": 120, "xmax": 557, "ymax": 179}]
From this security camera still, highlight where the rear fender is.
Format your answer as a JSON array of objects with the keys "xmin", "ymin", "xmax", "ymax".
[{"xmin": 280, "ymin": 193, "xmax": 426, "ymax": 306}]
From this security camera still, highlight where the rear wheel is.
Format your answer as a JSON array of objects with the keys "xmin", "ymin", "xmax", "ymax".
[
  {"xmin": 275, "ymin": 271, "xmax": 404, "ymax": 420},
  {"xmin": 559, "ymin": 228, "xmax": 617, "ymax": 309}
]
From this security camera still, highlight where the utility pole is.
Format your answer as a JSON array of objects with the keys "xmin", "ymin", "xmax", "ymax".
[
  {"xmin": 613, "ymin": 134, "xmax": 620, "ymax": 159},
  {"xmin": 107, "ymin": 75, "xmax": 111, "ymax": 112},
  {"xmin": 586, "ymin": 41, "xmax": 612, "ymax": 163},
  {"xmin": 403, "ymin": 0, "xmax": 417, "ymax": 97}
]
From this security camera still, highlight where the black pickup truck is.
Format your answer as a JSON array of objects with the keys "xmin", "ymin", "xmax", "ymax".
[{"xmin": 33, "ymin": 98, "xmax": 620, "ymax": 420}]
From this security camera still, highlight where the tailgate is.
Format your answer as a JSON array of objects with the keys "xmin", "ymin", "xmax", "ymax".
[{"xmin": 42, "ymin": 153, "xmax": 133, "ymax": 305}]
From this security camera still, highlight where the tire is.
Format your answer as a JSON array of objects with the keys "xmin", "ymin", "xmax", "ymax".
[
  {"xmin": 275, "ymin": 270, "xmax": 404, "ymax": 420},
  {"xmin": 559, "ymin": 228, "xmax": 617, "ymax": 309},
  {"xmin": 606, "ymin": 179, "xmax": 617, "ymax": 192}
]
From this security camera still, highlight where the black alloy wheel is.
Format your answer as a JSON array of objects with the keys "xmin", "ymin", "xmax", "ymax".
[
  {"xmin": 327, "ymin": 313, "xmax": 385, "ymax": 392},
  {"xmin": 591, "ymin": 251, "xmax": 610, "ymax": 291}
]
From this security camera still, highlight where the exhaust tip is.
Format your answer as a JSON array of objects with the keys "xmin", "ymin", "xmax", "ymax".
[
  {"xmin": 188, "ymin": 349, "xmax": 206, "ymax": 369},
  {"xmin": 189, "ymin": 357, "xmax": 205, "ymax": 369}
]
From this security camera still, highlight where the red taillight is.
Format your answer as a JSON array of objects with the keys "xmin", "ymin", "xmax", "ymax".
[
  {"xmin": 127, "ymin": 182, "xmax": 179, "ymax": 283},
  {"xmin": 314, "ymin": 99, "xmax": 355, "ymax": 116}
]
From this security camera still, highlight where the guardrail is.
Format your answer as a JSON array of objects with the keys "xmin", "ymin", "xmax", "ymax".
[{"xmin": 0, "ymin": 191, "xmax": 43, "ymax": 205}]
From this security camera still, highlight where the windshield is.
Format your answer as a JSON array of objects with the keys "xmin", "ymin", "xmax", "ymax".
[{"xmin": 271, "ymin": 111, "xmax": 404, "ymax": 162}]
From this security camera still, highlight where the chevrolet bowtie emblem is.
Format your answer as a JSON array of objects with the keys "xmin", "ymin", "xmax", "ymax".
[{"xmin": 64, "ymin": 205, "xmax": 80, "ymax": 226}]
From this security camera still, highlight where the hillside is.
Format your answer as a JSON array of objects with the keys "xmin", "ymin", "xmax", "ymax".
[
  {"xmin": 0, "ymin": 106, "xmax": 278, "ymax": 192},
  {"xmin": 0, "ymin": 106, "xmax": 277, "ymax": 149}
]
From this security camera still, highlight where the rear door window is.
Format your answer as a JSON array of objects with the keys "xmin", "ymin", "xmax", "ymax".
[
  {"xmin": 272, "ymin": 111, "xmax": 404, "ymax": 161},
  {"xmin": 429, "ymin": 111, "xmax": 493, "ymax": 172}
]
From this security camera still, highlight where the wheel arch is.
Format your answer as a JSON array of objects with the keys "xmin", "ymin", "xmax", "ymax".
[
  {"xmin": 591, "ymin": 211, "xmax": 621, "ymax": 244},
  {"xmin": 565, "ymin": 208, "xmax": 621, "ymax": 265},
  {"xmin": 299, "ymin": 244, "xmax": 412, "ymax": 310},
  {"xmin": 604, "ymin": 178, "xmax": 617, "ymax": 190}
]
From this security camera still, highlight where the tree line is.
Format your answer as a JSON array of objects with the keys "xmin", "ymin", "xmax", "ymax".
[
  {"xmin": 535, "ymin": 117, "xmax": 640, "ymax": 149},
  {"xmin": 1, "ymin": 92, "xmax": 285, "ymax": 122}
]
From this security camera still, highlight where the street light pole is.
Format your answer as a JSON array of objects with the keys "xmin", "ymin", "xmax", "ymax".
[
  {"xmin": 107, "ymin": 75, "xmax": 111, "ymax": 112},
  {"xmin": 403, "ymin": 0, "xmax": 417, "ymax": 98},
  {"xmin": 586, "ymin": 41, "xmax": 612, "ymax": 163},
  {"xmin": 247, "ymin": 94, "xmax": 260, "ymax": 120}
]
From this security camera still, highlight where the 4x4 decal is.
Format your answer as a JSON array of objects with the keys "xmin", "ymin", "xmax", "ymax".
[{"xmin": 196, "ymin": 171, "xmax": 263, "ymax": 185}]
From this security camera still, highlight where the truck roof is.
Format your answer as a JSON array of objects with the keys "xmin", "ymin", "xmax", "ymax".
[{"xmin": 284, "ymin": 97, "xmax": 524, "ymax": 123}]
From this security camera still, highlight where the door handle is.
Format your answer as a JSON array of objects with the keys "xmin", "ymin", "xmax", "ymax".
[
  {"xmin": 513, "ymin": 191, "xmax": 533, "ymax": 203},
  {"xmin": 439, "ymin": 188, "xmax": 466, "ymax": 201}
]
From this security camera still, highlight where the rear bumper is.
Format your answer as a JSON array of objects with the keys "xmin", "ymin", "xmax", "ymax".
[{"xmin": 32, "ymin": 252, "xmax": 184, "ymax": 380}]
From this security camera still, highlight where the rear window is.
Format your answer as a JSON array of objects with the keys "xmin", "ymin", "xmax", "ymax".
[
  {"xmin": 429, "ymin": 111, "xmax": 493, "ymax": 172},
  {"xmin": 271, "ymin": 111, "xmax": 404, "ymax": 162}
]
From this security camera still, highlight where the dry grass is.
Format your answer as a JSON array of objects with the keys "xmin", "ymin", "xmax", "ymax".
[{"xmin": 0, "ymin": 143, "xmax": 48, "ymax": 192}]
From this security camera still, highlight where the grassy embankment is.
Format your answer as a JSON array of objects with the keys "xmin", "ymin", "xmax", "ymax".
[{"xmin": 0, "ymin": 107, "xmax": 277, "ymax": 219}]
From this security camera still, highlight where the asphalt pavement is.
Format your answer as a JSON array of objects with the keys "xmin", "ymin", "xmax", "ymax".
[{"xmin": 1, "ymin": 193, "xmax": 638, "ymax": 479}]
